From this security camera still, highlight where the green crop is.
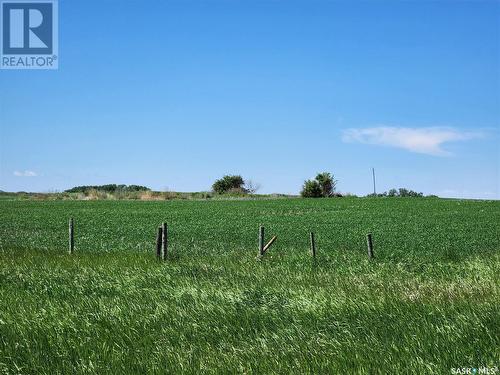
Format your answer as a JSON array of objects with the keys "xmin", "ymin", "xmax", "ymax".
[{"xmin": 0, "ymin": 198, "xmax": 498, "ymax": 373}]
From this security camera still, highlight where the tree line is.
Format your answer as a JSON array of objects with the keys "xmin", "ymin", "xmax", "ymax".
[
  {"xmin": 63, "ymin": 175, "xmax": 426, "ymax": 198},
  {"xmin": 65, "ymin": 184, "xmax": 150, "ymax": 193}
]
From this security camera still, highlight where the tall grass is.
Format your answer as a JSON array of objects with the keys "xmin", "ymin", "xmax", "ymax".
[{"xmin": 0, "ymin": 198, "xmax": 498, "ymax": 373}]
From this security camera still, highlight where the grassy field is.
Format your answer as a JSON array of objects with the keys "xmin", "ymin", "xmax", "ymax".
[{"xmin": 0, "ymin": 198, "xmax": 498, "ymax": 374}]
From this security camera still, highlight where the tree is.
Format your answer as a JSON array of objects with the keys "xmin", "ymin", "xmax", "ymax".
[
  {"xmin": 315, "ymin": 172, "xmax": 337, "ymax": 197},
  {"xmin": 301, "ymin": 172, "xmax": 338, "ymax": 198},
  {"xmin": 367, "ymin": 188, "xmax": 424, "ymax": 197},
  {"xmin": 301, "ymin": 180, "xmax": 323, "ymax": 198},
  {"xmin": 244, "ymin": 180, "xmax": 261, "ymax": 194},
  {"xmin": 388, "ymin": 188, "xmax": 398, "ymax": 197},
  {"xmin": 398, "ymin": 188, "xmax": 409, "ymax": 197},
  {"xmin": 212, "ymin": 175, "xmax": 246, "ymax": 194}
]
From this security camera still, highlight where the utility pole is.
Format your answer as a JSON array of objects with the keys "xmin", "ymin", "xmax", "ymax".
[{"xmin": 372, "ymin": 167, "xmax": 376, "ymax": 195}]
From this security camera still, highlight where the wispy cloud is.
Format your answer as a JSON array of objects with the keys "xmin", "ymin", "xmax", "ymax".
[
  {"xmin": 13, "ymin": 170, "xmax": 38, "ymax": 177},
  {"xmin": 342, "ymin": 126, "xmax": 482, "ymax": 156}
]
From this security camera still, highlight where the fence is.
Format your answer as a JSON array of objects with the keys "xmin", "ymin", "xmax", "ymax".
[{"xmin": 67, "ymin": 218, "xmax": 375, "ymax": 261}]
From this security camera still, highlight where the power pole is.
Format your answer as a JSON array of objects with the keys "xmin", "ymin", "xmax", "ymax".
[{"xmin": 372, "ymin": 167, "xmax": 376, "ymax": 195}]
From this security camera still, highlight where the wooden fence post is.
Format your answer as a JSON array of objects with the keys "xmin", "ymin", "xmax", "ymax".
[
  {"xmin": 366, "ymin": 233, "xmax": 374, "ymax": 259},
  {"xmin": 310, "ymin": 232, "xmax": 316, "ymax": 257},
  {"xmin": 68, "ymin": 218, "xmax": 74, "ymax": 254},
  {"xmin": 262, "ymin": 236, "xmax": 277, "ymax": 254},
  {"xmin": 162, "ymin": 223, "xmax": 168, "ymax": 260},
  {"xmin": 259, "ymin": 226, "xmax": 265, "ymax": 256},
  {"xmin": 156, "ymin": 226, "xmax": 162, "ymax": 260}
]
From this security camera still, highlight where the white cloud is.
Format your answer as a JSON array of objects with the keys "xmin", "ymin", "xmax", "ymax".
[
  {"xmin": 13, "ymin": 170, "xmax": 37, "ymax": 177},
  {"xmin": 342, "ymin": 126, "xmax": 482, "ymax": 156}
]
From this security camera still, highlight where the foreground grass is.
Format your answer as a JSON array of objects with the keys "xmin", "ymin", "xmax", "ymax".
[{"xmin": 0, "ymin": 198, "xmax": 499, "ymax": 373}]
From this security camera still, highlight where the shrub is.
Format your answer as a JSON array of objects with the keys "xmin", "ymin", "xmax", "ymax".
[
  {"xmin": 367, "ymin": 188, "xmax": 424, "ymax": 198},
  {"xmin": 212, "ymin": 175, "xmax": 246, "ymax": 194},
  {"xmin": 400, "ymin": 188, "xmax": 423, "ymax": 197},
  {"xmin": 301, "ymin": 172, "xmax": 338, "ymax": 198},
  {"xmin": 301, "ymin": 180, "xmax": 323, "ymax": 198},
  {"xmin": 315, "ymin": 172, "xmax": 337, "ymax": 197},
  {"xmin": 388, "ymin": 188, "xmax": 398, "ymax": 197}
]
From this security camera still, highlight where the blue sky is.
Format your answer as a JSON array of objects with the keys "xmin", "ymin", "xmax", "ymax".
[{"xmin": 1, "ymin": 0, "xmax": 499, "ymax": 198}]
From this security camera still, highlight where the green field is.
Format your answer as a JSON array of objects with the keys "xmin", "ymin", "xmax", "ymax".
[{"xmin": 0, "ymin": 198, "xmax": 499, "ymax": 374}]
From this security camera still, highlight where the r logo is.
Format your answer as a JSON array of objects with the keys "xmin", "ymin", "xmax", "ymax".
[{"xmin": 2, "ymin": 2, "xmax": 53, "ymax": 54}]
